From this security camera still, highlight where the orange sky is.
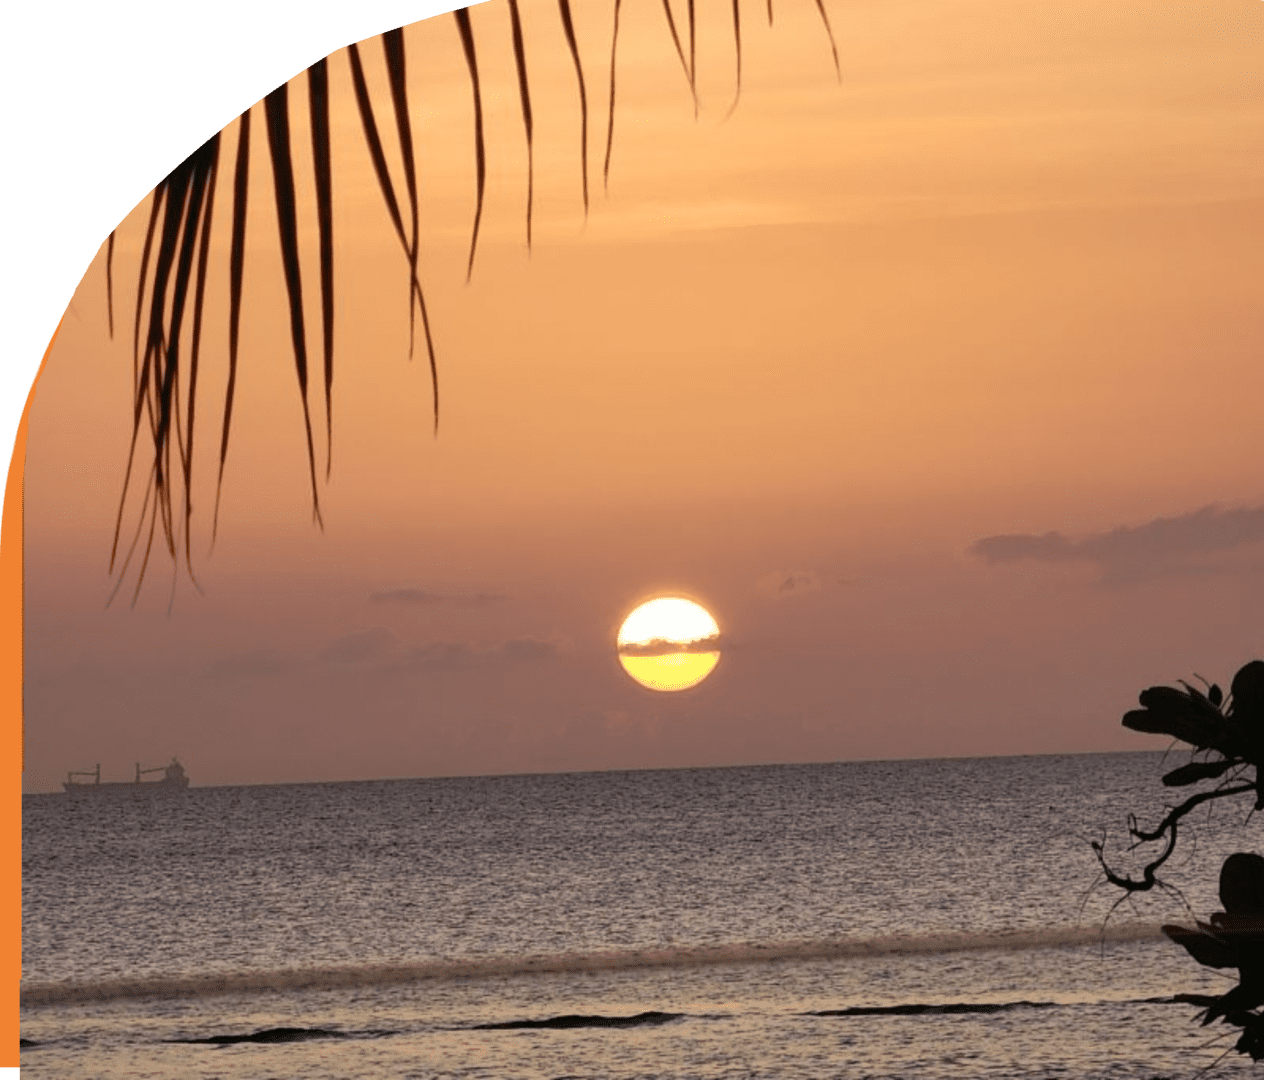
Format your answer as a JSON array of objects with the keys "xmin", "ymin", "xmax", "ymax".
[{"xmin": 22, "ymin": 0, "xmax": 1264, "ymax": 790}]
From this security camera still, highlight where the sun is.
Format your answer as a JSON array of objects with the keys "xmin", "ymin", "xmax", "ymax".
[{"xmin": 616, "ymin": 597, "xmax": 721, "ymax": 692}]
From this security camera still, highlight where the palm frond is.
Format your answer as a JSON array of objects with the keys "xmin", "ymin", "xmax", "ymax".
[
  {"xmin": 347, "ymin": 39, "xmax": 440, "ymax": 427},
  {"xmin": 212, "ymin": 108, "xmax": 251, "ymax": 546},
  {"xmin": 106, "ymin": 231, "xmax": 116, "ymax": 337},
  {"xmin": 506, "ymin": 0, "xmax": 535, "ymax": 248},
  {"xmin": 183, "ymin": 134, "xmax": 218, "ymax": 578},
  {"xmin": 687, "ymin": 0, "xmax": 697, "ymax": 88},
  {"xmin": 813, "ymin": 0, "xmax": 841, "ymax": 78},
  {"xmin": 602, "ymin": 0, "xmax": 624, "ymax": 189},
  {"xmin": 129, "ymin": 184, "xmax": 162, "ymax": 373},
  {"xmin": 382, "ymin": 30, "xmax": 425, "ymax": 351},
  {"xmin": 453, "ymin": 9, "xmax": 488, "ymax": 280},
  {"xmin": 723, "ymin": 0, "xmax": 742, "ymax": 120},
  {"xmin": 263, "ymin": 84, "xmax": 323, "ymax": 529},
  {"xmin": 111, "ymin": 135, "xmax": 220, "ymax": 597},
  {"xmin": 307, "ymin": 58, "xmax": 336, "ymax": 478},
  {"xmin": 556, "ymin": 0, "xmax": 591, "ymax": 215},
  {"xmin": 106, "ymin": 0, "xmax": 841, "ymax": 598},
  {"xmin": 659, "ymin": 0, "xmax": 697, "ymax": 112}
]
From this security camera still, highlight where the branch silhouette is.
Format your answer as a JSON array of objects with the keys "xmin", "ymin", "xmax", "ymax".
[{"xmin": 1098, "ymin": 660, "xmax": 1264, "ymax": 1066}]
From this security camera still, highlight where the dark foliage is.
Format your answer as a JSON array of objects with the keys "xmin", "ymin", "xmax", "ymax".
[{"xmin": 1097, "ymin": 660, "xmax": 1264, "ymax": 1063}]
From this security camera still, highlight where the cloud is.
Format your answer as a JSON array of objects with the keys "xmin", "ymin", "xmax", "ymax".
[
  {"xmin": 369, "ymin": 587, "xmax": 505, "ymax": 607},
  {"xmin": 210, "ymin": 649, "xmax": 298, "ymax": 679},
  {"xmin": 758, "ymin": 570, "xmax": 824, "ymax": 598},
  {"xmin": 500, "ymin": 637, "xmax": 562, "ymax": 663},
  {"xmin": 320, "ymin": 627, "xmax": 397, "ymax": 663},
  {"xmin": 971, "ymin": 532, "xmax": 1073, "ymax": 564},
  {"xmin": 390, "ymin": 637, "xmax": 564, "ymax": 673},
  {"xmin": 971, "ymin": 505, "xmax": 1264, "ymax": 585},
  {"xmin": 618, "ymin": 635, "xmax": 722, "ymax": 656},
  {"xmin": 396, "ymin": 641, "xmax": 479, "ymax": 671}
]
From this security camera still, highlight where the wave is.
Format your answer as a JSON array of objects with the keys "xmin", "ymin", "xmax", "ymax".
[
  {"xmin": 471, "ymin": 1011, "xmax": 683, "ymax": 1030},
  {"xmin": 20, "ymin": 922, "xmax": 1166, "ymax": 1007},
  {"xmin": 808, "ymin": 1001, "xmax": 1057, "ymax": 1017},
  {"xmin": 169, "ymin": 1026, "xmax": 395, "ymax": 1045},
  {"xmin": 19, "ymin": 999, "xmax": 1201, "ymax": 1053},
  {"xmin": 808, "ymin": 997, "xmax": 1194, "ymax": 1018}
]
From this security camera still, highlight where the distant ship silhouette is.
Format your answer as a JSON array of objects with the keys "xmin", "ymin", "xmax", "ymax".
[{"xmin": 63, "ymin": 758, "xmax": 189, "ymax": 793}]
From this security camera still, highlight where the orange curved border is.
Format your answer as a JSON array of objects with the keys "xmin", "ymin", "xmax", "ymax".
[{"xmin": 3, "ymin": 319, "xmax": 58, "ymax": 1064}]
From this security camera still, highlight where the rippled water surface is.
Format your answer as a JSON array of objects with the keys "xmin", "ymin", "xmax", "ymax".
[{"xmin": 22, "ymin": 753, "xmax": 1264, "ymax": 1078}]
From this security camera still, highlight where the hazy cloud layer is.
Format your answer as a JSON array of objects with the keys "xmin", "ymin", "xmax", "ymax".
[
  {"xmin": 210, "ymin": 650, "xmax": 299, "ymax": 680},
  {"xmin": 389, "ymin": 637, "xmax": 566, "ymax": 674},
  {"xmin": 972, "ymin": 505, "xmax": 1264, "ymax": 584},
  {"xmin": 211, "ymin": 631, "xmax": 560, "ymax": 679},
  {"xmin": 320, "ymin": 627, "xmax": 398, "ymax": 663},
  {"xmin": 389, "ymin": 637, "xmax": 563, "ymax": 673},
  {"xmin": 369, "ymin": 587, "xmax": 506, "ymax": 607}
]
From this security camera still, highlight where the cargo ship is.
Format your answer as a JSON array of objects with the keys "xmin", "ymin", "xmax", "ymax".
[{"xmin": 63, "ymin": 758, "xmax": 189, "ymax": 793}]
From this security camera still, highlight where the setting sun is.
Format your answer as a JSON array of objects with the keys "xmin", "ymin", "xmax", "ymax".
[{"xmin": 616, "ymin": 597, "xmax": 721, "ymax": 692}]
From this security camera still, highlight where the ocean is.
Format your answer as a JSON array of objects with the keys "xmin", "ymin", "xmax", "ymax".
[{"xmin": 21, "ymin": 752, "xmax": 1264, "ymax": 1079}]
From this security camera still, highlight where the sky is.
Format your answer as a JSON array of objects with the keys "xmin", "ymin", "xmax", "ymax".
[{"xmin": 21, "ymin": 0, "xmax": 1264, "ymax": 792}]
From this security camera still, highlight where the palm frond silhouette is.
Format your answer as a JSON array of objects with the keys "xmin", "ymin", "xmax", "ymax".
[{"xmin": 105, "ymin": 0, "xmax": 840, "ymax": 602}]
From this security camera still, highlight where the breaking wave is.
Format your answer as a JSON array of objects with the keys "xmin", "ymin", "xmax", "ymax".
[
  {"xmin": 470, "ymin": 1011, "xmax": 683, "ymax": 1030},
  {"xmin": 21, "ymin": 922, "xmax": 1165, "ymax": 1007},
  {"xmin": 169, "ymin": 1026, "xmax": 394, "ymax": 1045},
  {"xmin": 808, "ymin": 1001, "xmax": 1057, "ymax": 1017}
]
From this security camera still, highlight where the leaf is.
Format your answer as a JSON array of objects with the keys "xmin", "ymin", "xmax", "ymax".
[
  {"xmin": 1172, "ymin": 993, "xmax": 1221, "ymax": 1009},
  {"xmin": 1121, "ymin": 705, "xmax": 1202, "ymax": 743},
  {"xmin": 347, "ymin": 41, "xmax": 439, "ymax": 429},
  {"xmin": 1204, "ymin": 980, "xmax": 1264, "ymax": 1026},
  {"xmin": 1162, "ymin": 759, "xmax": 1234, "ymax": 787},
  {"xmin": 183, "ymin": 133, "xmax": 220, "ymax": 580},
  {"xmin": 107, "ymin": 134, "xmax": 220, "ymax": 602},
  {"xmin": 722, "ymin": 0, "xmax": 742, "ymax": 120},
  {"xmin": 1138, "ymin": 685, "xmax": 1200, "ymax": 711},
  {"xmin": 687, "ymin": 0, "xmax": 696, "ymax": 87},
  {"xmin": 1163, "ymin": 924, "xmax": 1240, "ymax": 969},
  {"xmin": 813, "ymin": 0, "xmax": 841, "ymax": 79},
  {"xmin": 307, "ymin": 57, "xmax": 335, "ymax": 478},
  {"xmin": 213, "ymin": 108, "xmax": 251, "ymax": 546},
  {"xmin": 130, "ymin": 183, "xmax": 163, "ymax": 376},
  {"xmin": 382, "ymin": 29, "xmax": 424, "ymax": 348},
  {"xmin": 1220, "ymin": 854, "xmax": 1264, "ymax": 916},
  {"xmin": 603, "ymin": 0, "xmax": 623, "ymax": 188},
  {"xmin": 106, "ymin": 231, "xmax": 116, "ymax": 338},
  {"xmin": 263, "ymin": 83, "xmax": 323, "ymax": 528},
  {"xmin": 659, "ymin": 0, "xmax": 696, "ymax": 112},
  {"xmin": 507, "ymin": 0, "xmax": 535, "ymax": 247},
  {"xmin": 1232, "ymin": 661, "xmax": 1264, "ymax": 721},
  {"xmin": 138, "ymin": 163, "xmax": 195, "ymax": 551},
  {"xmin": 1124, "ymin": 685, "xmax": 1232, "ymax": 750},
  {"xmin": 109, "ymin": 185, "xmax": 162, "ymax": 576},
  {"xmin": 557, "ymin": 0, "xmax": 590, "ymax": 215},
  {"xmin": 453, "ymin": 10, "xmax": 487, "ymax": 280}
]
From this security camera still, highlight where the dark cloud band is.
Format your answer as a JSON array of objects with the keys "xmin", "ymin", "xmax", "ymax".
[
  {"xmin": 618, "ymin": 636, "xmax": 722, "ymax": 657},
  {"xmin": 369, "ymin": 587, "xmax": 505, "ymax": 606},
  {"xmin": 972, "ymin": 505, "xmax": 1264, "ymax": 584}
]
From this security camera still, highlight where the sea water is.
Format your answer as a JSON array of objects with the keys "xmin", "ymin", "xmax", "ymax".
[{"xmin": 21, "ymin": 753, "xmax": 1264, "ymax": 1078}]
